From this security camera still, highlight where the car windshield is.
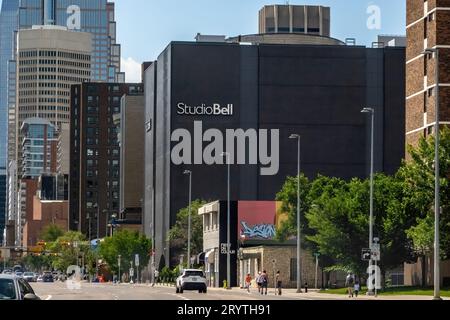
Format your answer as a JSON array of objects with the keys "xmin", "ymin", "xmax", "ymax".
[
  {"xmin": 185, "ymin": 271, "xmax": 204, "ymax": 277},
  {"xmin": 0, "ymin": 279, "xmax": 17, "ymax": 300},
  {"xmin": 24, "ymin": 273, "xmax": 34, "ymax": 276}
]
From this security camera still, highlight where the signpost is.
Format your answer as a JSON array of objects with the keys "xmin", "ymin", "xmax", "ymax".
[
  {"xmin": 362, "ymin": 249, "xmax": 372, "ymax": 261},
  {"xmin": 135, "ymin": 254, "xmax": 140, "ymax": 284}
]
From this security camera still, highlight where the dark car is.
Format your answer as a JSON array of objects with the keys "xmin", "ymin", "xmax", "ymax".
[{"xmin": 42, "ymin": 272, "xmax": 54, "ymax": 283}]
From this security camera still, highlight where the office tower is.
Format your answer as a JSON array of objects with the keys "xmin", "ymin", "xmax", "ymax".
[
  {"xmin": 259, "ymin": 4, "xmax": 330, "ymax": 36},
  {"xmin": 70, "ymin": 83, "xmax": 143, "ymax": 239},
  {"xmin": 0, "ymin": 0, "xmax": 19, "ymax": 246},
  {"xmin": 17, "ymin": 0, "xmax": 124, "ymax": 83},
  {"xmin": 14, "ymin": 26, "xmax": 91, "ymax": 172},
  {"xmin": 406, "ymin": 0, "xmax": 450, "ymax": 149}
]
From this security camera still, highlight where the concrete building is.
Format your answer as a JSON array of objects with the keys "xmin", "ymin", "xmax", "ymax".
[
  {"xmin": 70, "ymin": 83, "xmax": 143, "ymax": 239},
  {"xmin": 144, "ymin": 40, "xmax": 406, "ymax": 267},
  {"xmin": 406, "ymin": 0, "xmax": 450, "ymax": 150},
  {"xmin": 14, "ymin": 26, "xmax": 91, "ymax": 177},
  {"xmin": 259, "ymin": 4, "xmax": 330, "ymax": 37},
  {"xmin": 226, "ymin": 33, "xmax": 344, "ymax": 46},
  {"xmin": 118, "ymin": 95, "xmax": 145, "ymax": 223},
  {"xmin": 57, "ymin": 123, "xmax": 70, "ymax": 176}
]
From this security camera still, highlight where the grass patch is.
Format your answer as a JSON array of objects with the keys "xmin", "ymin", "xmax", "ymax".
[{"xmin": 320, "ymin": 287, "xmax": 450, "ymax": 297}]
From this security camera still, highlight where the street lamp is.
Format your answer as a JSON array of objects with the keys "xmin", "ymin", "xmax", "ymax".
[
  {"xmin": 361, "ymin": 107, "xmax": 375, "ymax": 295},
  {"xmin": 183, "ymin": 170, "xmax": 193, "ymax": 269},
  {"xmin": 118, "ymin": 254, "xmax": 121, "ymax": 283},
  {"xmin": 289, "ymin": 134, "xmax": 302, "ymax": 293},
  {"xmin": 221, "ymin": 152, "xmax": 231, "ymax": 290},
  {"xmin": 423, "ymin": 48, "xmax": 442, "ymax": 301}
]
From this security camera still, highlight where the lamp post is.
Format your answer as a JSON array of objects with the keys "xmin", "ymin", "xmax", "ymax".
[
  {"xmin": 184, "ymin": 170, "xmax": 193, "ymax": 269},
  {"xmin": 361, "ymin": 107, "xmax": 375, "ymax": 294},
  {"xmin": 118, "ymin": 254, "xmax": 121, "ymax": 283},
  {"xmin": 423, "ymin": 48, "xmax": 442, "ymax": 301},
  {"xmin": 289, "ymin": 134, "xmax": 302, "ymax": 293},
  {"xmin": 221, "ymin": 152, "xmax": 231, "ymax": 290}
]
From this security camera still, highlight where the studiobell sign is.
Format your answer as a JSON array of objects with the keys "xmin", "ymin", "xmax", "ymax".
[{"xmin": 177, "ymin": 102, "xmax": 234, "ymax": 116}]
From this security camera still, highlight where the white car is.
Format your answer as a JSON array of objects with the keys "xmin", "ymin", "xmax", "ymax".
[
  {"xmin": 176, "ymin": 269, "xmax": 207, "ymax": 294},
  {"xmin": 0, "ymin": 275, "xmax": 40, "ymax": 300}
]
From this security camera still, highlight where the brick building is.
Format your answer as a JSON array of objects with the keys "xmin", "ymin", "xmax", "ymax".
[{"xmin": 406, "ymin": 0, "xmax": 450, "ymax": 151}]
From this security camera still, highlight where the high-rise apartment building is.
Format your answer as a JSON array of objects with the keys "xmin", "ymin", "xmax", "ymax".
[
  {"xmin": 21, "ymin": 118, "xmax": 58, "ymax": 179},
  {"xmin": 406, "ymin": 0, "xmax": 450, "ymax": 149},
  {"xmin": 70, "ymin": 83, "xmax": 143, "ymax": 239},
  {"xmin": 0, "ymin": 0, "xmax": 19, "ymax": 246},
  {"xmin": 259, "ymin": 4, "xmax": 330, "ymax": 36}
]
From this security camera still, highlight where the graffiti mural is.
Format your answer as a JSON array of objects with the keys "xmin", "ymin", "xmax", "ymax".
[
  {"xmin": 240, "ymin": 222, "xmax": 276, "ymax": 240},
  {"xmin": 238, "ymin": 201, "xmax": 288, "ymax": 242}
]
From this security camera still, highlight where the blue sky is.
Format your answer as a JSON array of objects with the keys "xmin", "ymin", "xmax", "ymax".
[
  {"xmin": 1, "ymin": 0, "xmax": 406, "ymax": 81},
  {"xmin": 115, "ymin": 0, "xmax": 406, "ymax": 60}
]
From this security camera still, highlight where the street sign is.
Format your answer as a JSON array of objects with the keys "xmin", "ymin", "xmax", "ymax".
[
  {"xmin": 129, "ymin": 268, "xmax": 134, "ymax": 277},
  {"xmin": 135, "ymin": 254, "xmax": 140, "ymax": 267},
  {"xmin": 220, "ymin": 243, "xmax": 235, "ymax": 255},
  {"xmin": 371, "ymin": 244, "xmax": 381, "ymax": 261},
  {"xmin": 362, "ymin": 248, "xmax": 372, "ymax": 261}
]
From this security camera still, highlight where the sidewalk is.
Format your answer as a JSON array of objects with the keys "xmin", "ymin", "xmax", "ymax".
[{"xmin": 202, "ymin": 286, "xmax": 450, "ymax": 301}]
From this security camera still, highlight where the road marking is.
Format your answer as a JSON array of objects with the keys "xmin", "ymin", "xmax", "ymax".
[
  {"xmin": 45, "ymin": 295, "xmax": 53, "ymax": 301},
  {"xmin": 169, "ymin": 293, "xmax": 190, "ymax": 301}
]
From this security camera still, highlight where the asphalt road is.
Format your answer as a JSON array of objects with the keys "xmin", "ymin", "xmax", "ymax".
[{"xmin": 30, "ymin": 282, "xmax": 314, "ymax": 301}]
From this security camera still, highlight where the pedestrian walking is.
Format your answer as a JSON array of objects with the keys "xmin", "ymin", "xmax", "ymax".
[
  {"xmin": 354, "ymin": 281, "xmax": 360, "ymax": 298},
  {"xmin": 256, "ymin": 271, "xmax": 262, "ymax": 294},
  {"xmin": 245, "ymin": 273, "xmax": 252, "ymax": 294},
  {"xmin": 304, "ymin": 282, "xmax": 308, "ymax": 293},
  {"xmin": 260, "ymin": 270, "xmax": 268, "ymax": 295},
  {"xmin": 345, "ymin": 273, "xmax": 355, "ymax": 298},
  {"xmin": 275, "ymin": 271, "xmax": 282, "ymax": 296}
]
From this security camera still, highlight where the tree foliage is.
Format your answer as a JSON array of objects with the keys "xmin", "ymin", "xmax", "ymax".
[
  {"xmin": 99, "ymin": 230, "xmax": 152, "ymax": 274},
  {"xmin": 168, "ymin": 200, "xmax": 207, "ymax": 264},
  {"xmin": 39, "ymin": 224, "xmax": 65, "ymax": 242}
]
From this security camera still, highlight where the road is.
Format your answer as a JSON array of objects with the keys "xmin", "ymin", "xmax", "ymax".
[{"xmin": 30, "ymin": 282, "xmax": 316, "ymax": 301}]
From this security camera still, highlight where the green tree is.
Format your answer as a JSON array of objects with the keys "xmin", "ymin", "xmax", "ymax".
[
  {"xmin": 400, "ymin": 127, "xmax": 450, "ymax": 259},
  {"xmin": 168, "ymin": 200, "xmax": 207, "ymax": 265},
  {"xmin": 275, "ymin": 175, "xmax": 311, "ymax": 243},
  {"xmin": 49, "ymin": 231, "xmax": 88, "ymax": 273},
  {"xmin": 39, "ymin": 224, "xmax": 65, "ymax": 242},
  {"xmin": 99, "ymin": 230, "xmax": 152, "ymax": 275}
]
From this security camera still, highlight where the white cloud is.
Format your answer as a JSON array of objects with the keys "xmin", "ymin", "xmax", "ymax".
[{"xmin": 121, "ymin": 57, "xmax": 142, "ymax": 83}]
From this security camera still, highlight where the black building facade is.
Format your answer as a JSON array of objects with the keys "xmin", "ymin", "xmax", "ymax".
[{"xmin": 144, "ymin": 41, "xmax": 406, "ymax": 268}]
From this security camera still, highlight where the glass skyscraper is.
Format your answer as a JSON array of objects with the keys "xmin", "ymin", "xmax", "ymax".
[
  {"xmin": 17, "ymin": 0, "xmax": 123, "ymax": 83},
  {"xmin": 0, "ymin": 0, "xmax": 19, "ymax": 245}
]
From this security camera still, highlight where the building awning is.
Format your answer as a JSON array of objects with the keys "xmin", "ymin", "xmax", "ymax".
[
  {"xmin": 205, "ymin": 249, "xmax": 215, "ymax": 264},
  {"xmin": 197, "ymin": 252, "xmax": 206, "ymax": 265}
]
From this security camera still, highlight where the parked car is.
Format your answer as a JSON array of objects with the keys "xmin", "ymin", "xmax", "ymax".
[
  {"xmin": 1, "ymin": 269, "xmax": 12, "ymax": 275},
  {"xmin": 0, "ymin": 274, "xmax": 41, "ymax": 300},
  {"xmin": 42, "ymin": 271, "xmax": 54, "ymax": 283},
  {"xmin": 37, "ymin": 275, "xmax": 44, "ymax": 283},
  {"xmin": 15, "ymin": 272, "xmax": 23, "ymax": 279},
  {"xmin": 176, "ymin": 269, "xmax": 207, "ymax": 294},
  {"xmin": 23, "ymin": 272, "xmax": 37, "ymax": 283}
]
